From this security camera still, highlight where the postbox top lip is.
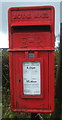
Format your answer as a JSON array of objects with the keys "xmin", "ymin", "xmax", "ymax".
[{"xmin": 8, "ymin": 5, "xmax": 55, "ymax": 12}]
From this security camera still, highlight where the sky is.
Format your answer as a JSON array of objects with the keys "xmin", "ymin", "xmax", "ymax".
[{"xmin": 0, "ymin": 1, "xmax": 62, "ymax": 48}]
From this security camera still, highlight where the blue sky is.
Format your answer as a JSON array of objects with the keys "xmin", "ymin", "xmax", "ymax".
[{"xmin": 0, "ymin": 2, "xmax": 61, "ymax": 48}]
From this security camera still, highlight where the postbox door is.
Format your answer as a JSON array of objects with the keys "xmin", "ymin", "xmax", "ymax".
[{"xmin": 9, "ymin": 51, "xmax": 52, "ymax": 112}]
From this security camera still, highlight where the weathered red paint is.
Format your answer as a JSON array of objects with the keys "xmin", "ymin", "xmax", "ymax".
[{"xmin": 8, "ymin": 6, "xmax": 55, "ymax": 113}]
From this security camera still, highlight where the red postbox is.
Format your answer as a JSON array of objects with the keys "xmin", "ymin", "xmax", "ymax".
[{"xmin": 8, "ymin": 6, "xmax": 55, "ymax": 113}]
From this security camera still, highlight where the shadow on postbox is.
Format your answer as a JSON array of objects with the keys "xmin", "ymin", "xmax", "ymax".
[{"xmin": 8, "ymin": 6, "xmax": 55, "ymax": 113}]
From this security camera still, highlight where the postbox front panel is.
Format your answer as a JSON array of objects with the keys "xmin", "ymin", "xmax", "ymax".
[{"xmin": 8, "ymin": 6, "xmax": 55, "ymax": 113}]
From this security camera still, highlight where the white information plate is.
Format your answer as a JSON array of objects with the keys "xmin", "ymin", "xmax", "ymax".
[{"xmin": 23, "ymin": 62, "xmax": 40, "ymax": 95}]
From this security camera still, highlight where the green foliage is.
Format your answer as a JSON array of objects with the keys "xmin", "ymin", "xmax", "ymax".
[
  {"xmin": 40, "ymin": 113, "xmax": 51, "ymax": 120},
  {"xmin": 55, "ymin": 51, "xmax": 60, "ymax": 78},
  {"xmin": 2, "ymin": 51, "xmax": 9, "ymax": 89}
]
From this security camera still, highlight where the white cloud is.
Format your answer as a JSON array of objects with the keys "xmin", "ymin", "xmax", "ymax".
[
  {"xmin": 55, "ymin": 35, "xmax": 60, "ymax": 48},
  {"xmin": 0, "ymin": 32, "xmax": 8, "ymax": 48},
  {"xmin": 1, "ymin": 0, "xmax": 62, "ymax": 2}
]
